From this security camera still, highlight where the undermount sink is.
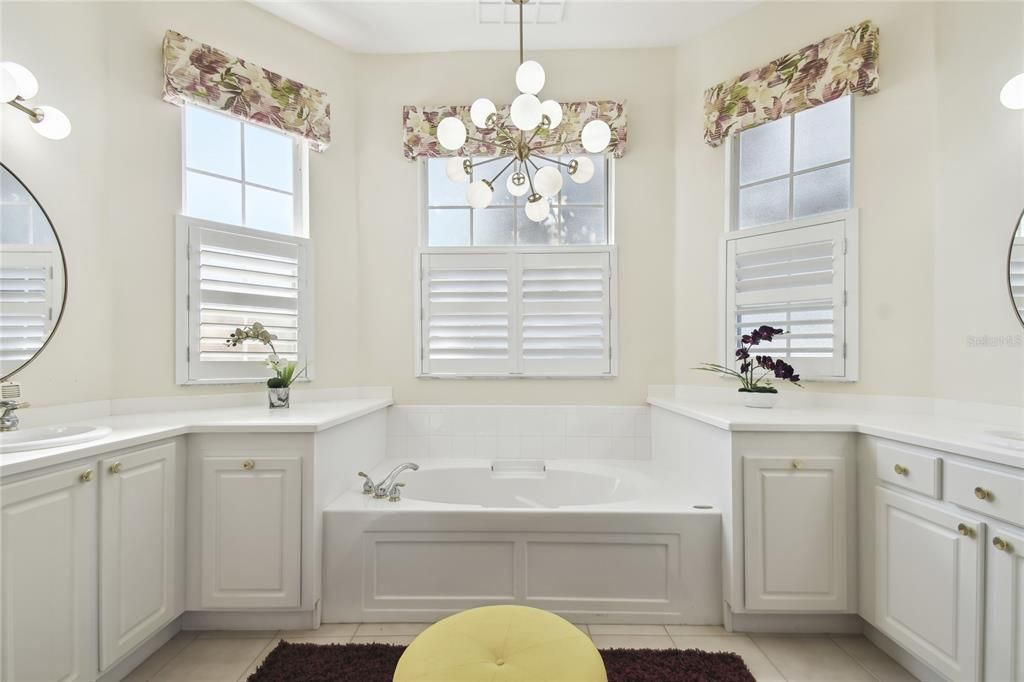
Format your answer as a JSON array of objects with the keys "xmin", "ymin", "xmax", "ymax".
[
  {"xmin": 981, "ymin": 430, "xmax": 1024, "ymax": 451},
  {"xmin": 0, "ymin": 425, "xmax": 113, "ymax": 453}
]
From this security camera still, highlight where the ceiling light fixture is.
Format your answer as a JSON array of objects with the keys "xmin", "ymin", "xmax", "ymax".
[
  {"xmin": 436, "ymin": 0, "xmax": 611, "ymax": 223},
  {"xmin": 1, "ymin": 62, "xmax": 71, "ymax": 140}
]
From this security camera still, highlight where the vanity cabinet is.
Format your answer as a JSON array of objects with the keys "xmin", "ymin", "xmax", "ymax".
[
  {"xmin": 198, "ymin": 455, "xmax": 302, "ymax": 608},
  {"xmin": 742, "ymin": 455, "xmax": 850, "ymax": 611},
  {"xmin": 874, "ymin": 487, "xmax": 983, "ymax": 681},
  {"xmin": 985, "ymin": 526, "xmax": 1024, "ymax": 681},
  {"xmin": 99, "ymin": 441, "xmax": 181, "ymax": 668},
  {"xmin": 1, "ymin": 463, "xmax": 98, "ymax": 682}
]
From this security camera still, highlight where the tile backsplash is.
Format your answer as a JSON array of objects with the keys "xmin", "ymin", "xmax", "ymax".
[{"xmin": 387, "ymin": 405, "xmax": 651, "ymax": 460}]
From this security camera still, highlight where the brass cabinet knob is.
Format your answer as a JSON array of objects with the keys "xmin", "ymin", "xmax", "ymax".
[
  {"xmin": 109, "ymin": 462, "xmax": 122, "ymax": 474},
  {"xmin": 79, "ymin": 470, "xmax": 93, "ymax": 483},
  {"xmin": 993, "ymin": 537, "xmax": 1013, "ymax": 552},
  {"xmin": 242, "ymin": 459, "xmax": 255, "ymax": 470},
  {"xmin": 974, "ymin": 486, "xmax": 992, "ymax": 501},
  {"xmin": 894, "ymin": 464, "xmax": 908, "ymax": 476},
  {"xmin": 957, "ymin": 523, "xmax": 975, "ymax": 538},
  {"xmin": 791, "ymin": 460, "xmax": 802, "ymax": 470}
]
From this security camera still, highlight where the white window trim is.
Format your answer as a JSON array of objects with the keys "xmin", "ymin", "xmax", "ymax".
[
  {"xmin": 719, "ymin": 209, "xmax": 860, "ymax": 383},
  {"xmin": 180, "ymin": 105, "xmax": 310, "ymax": 238},
  {"xmin": 175, "ymin": 214, "xmax": 315, "ymax": 385}
]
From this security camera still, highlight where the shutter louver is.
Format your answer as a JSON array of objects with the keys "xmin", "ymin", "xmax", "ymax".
[
  {"xmin": 0, "ymin": 250, "xmax": 58, "ymax": 367},
  {"xmin": 727, "ymin": 220, "xmax": 846, "ymax": 378},
  {"xmin": 1011, "ymin": 239, "xmax": 1024, "ymax": 319},
  {"xmin": 183, "ymin": 219, "xmax": 309, "ymax": 383}
]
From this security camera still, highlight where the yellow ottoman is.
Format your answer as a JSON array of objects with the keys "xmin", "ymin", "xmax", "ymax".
[{"xmin": 393, "ymin": 605, "xmax": 607, "ymax": 682}]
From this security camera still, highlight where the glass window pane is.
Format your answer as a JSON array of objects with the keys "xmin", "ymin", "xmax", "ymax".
[
  {"xmin": 427, "ymin": 159, "xmax": 468, "ymax": 206},
  {"xmin": 738, "ymin": 117, "xmax": 790, "ymax": 185},
  {"xmin": 428, "ymin": 209, "xmax": 470, "ymax": 246},
  {"xmin": 562, "ymin": 206, "xmax": 606, "ymax": 244},
  {"xmin": 793, "ymin": 163, "xmax": 850, "ymax": 218},
  {"xmin": 185, "ymin": 106, "xmax": 241, "ymax": 179},
  {"xmin": 560, "ymin": 155, "xmax": 605, "ymax": 204},
  {"xmin": 517, "ymin": 208, "xmax": 561, "ymax": 245},
  {"xmin": 738, "ymin": 177, "xmax": 789, "ymax": 229},
  {"xmin": 245, "ymin": 186, "xmax": 294, "ymax": 234},
  {"xmin": 244, "ymin": 123, "xmax": 293, "ymax": 191},
  {"xmin": 185, "ymin": 171, "xmax": 242, "ymax": 225},
  {"xmin": 794, "ymin": 96, "xmax": 851, "ymax": 171},
  {"xmin": 474, "ymin": 208, "xmax": 515, "ymax": 245},
  {"xmin": 488, "ymin": 169, "xmax": 517, "ymax": 206}
]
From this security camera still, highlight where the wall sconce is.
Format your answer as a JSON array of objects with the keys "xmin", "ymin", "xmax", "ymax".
[
  {"xmin": 1, "ymin": 62, "xmax": 71, "ymax": 140},
  {"xmin": 1001, "ymin": 72, "xmax": 1024, "ymax": 110}
]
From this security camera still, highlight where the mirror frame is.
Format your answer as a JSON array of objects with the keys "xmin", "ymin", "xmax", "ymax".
[
  {"xmin": 1008, "ymin": 207, "xmax": 1024, "ymax": 329},
  {"xmin": 1, "ymin": 162, "xmax": 69, "ymax": 382}
]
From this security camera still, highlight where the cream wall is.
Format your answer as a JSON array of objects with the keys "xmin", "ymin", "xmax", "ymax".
[{"xmin": 353, "ymin": 48, "xmax": 677, "ymax": 404}]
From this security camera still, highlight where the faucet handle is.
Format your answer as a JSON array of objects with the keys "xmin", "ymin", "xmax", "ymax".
[
  {"xmin": 357, "ymin": 471, "xmax": 375, "ymax": 495},
  {"xmin": 0, "ymin": 399, "xmax": 28, "ymax": 410},
  {"xmin": 388, "ymin": 482, "xmax": 406, "ymax": 502}
]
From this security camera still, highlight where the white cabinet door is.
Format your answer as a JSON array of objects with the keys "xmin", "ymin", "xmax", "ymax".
[
  {"xmin": 99, "ymin": 442, "xmax": 179, "ymax": 668},
  {"xmin": 876, "ymin": 487, "xmax": 983, "ymax": 681},
  {"xmin": 986, "ymin": 526, "xmax": 1024, "ymax": 681},
  {"xmin": 743, "ymin": 455, "xmax": 849, "ymax": 611},
  {"xmin": 2, "ymin": 464, "xmax": 98, "ymax": 682},
  {"xmin": 200, "ymin": 456, "xmax": 301, "ymax": 608}
]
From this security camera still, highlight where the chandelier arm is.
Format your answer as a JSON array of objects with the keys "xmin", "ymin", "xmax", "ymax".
[
  {"xmin": 466, "ymin": 154, "xmax": 514, "ymax": 169},
  {"xmin": 519, "ymin": 0, "xmax": 524, "ymax": 65},
  {"xmin": 531, "ymin": 154, "xmax": 574, "ymax": 168},
  {"xmin": 525, "ymin": 164, "xmax": 537, "ymax": 197},
  {"xmin": 487, "ymin": 157, "xmax": 517, "ymax": 186}
]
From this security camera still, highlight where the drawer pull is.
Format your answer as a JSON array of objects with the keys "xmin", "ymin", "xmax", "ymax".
[
  {"xmin": 893, "ymin": 464, "xmax": 909, "ymax": 476},
  {"xmin": 109, "ymin": 461, "xmax": 122, "ymax": 474},
  {"xmin": 242, "ymin": 459, "xmax": 255, "ymax": 470},
  {"xmin": 993, "ymin": 537, "xmax": 1014, "ymax": 552},
  {"xmin": 974, "ymin": 486, "xmax": 992, "ymax": 501},
  {"xmin": 79, "ymin": 470, "xmax": 93, "ymax": 483},
  {"xmin": 791, "ymin": 460, "xmax": 802, "ymax": 470},
  {"xmin": 957, "ymin": 523, "xmax": 975, "ymax": 538}
]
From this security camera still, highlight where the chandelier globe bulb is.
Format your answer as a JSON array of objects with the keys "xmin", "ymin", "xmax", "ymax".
[
  {"xmin": 510, "ymin": 93, "xmax": 542, "ymax": 131},
  {"xmin": 470, "ymin": 98, "xmax": 497, "ymax": 128},
  {"xmin": 534, "ymin": 165, "xmax": 563, "ymax": 197},
  {"xmin": 507, "ymin": 171, "xmax": 529, "ymax": 197},
  {"xmin": 437, "ymin": 116, "xmax": 467, "ymax": 151},
  {"xmin": 467, "ymin": 179, "xmax": 494, "ymax": 209},
  {"xmin": 525, "ymin": 194, "xmax": 550, "ymax": 223},
  {"xmin": 515, "ymin": 60, "xmax": 545, "ymax": 95},
  {"xmin": 568, "ymin": 156, "xmax": 595, "ymax": 184}
]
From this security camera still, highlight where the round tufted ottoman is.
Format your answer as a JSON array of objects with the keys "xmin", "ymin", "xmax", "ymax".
[{"xmin": 393, "ymin": 605, "xmax": 607, "ymax": 682}]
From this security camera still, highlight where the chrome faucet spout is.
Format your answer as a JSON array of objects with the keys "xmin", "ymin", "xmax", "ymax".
[
  {"xmin": 375, "ymin": 462, "xmax": 419, "ymax": 499},
  {"xmin": 0, "ymin": 399, "xmax": 29, "ymax": 432}
]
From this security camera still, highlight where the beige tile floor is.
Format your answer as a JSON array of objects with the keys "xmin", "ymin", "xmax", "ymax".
[{"xmin": 123, "ymin": 623, "xmax": 919, "ymax": 682}]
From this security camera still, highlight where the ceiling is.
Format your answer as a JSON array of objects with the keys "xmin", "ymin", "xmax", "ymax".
[{"xmin": 252, "ymin": 1, "xmax": 756, "ymax": 54}]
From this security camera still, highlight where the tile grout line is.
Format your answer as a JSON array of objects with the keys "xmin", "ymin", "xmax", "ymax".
[
  {"xmin": 745, "ymin": 633, "xmax": 790, "ymax": 681},
  {"xmin": 828, "ymin": 635, "xmax": 884, "ymax": 682},
  {"xmin": 142, "ymin": 632, "xmax": 197, "ymax": 681}
]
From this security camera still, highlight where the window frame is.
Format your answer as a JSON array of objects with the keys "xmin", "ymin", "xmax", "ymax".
[
  {"xmin": 180, "ymin": 104, "xmax": 310, "ymax": 238},
  {"xmin": 726, "ymin": 96, "xmax": 854, "ymax": 232}
]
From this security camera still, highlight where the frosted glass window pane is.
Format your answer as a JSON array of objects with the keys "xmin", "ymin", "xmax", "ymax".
[
  {"xmin": 738, "ymin": 178, "xmax": 789, "ymax": 228},
  {"xmin": 185, "ymin": 106, "xmax": 241, "ymax": 179},
  {"xmin": 427, "ymin": 159, "xmax": 469, "ymax": 206},
  {"xmin": 794, "ymin": 163, "xmax": 850, "ymax": 218},
  {"xmin": 560, "ymin": 156, "xmax": 605, "ymax": 204},
  {"xmin": 185, "ymin": 171, "xmax": 242, "ymax": 225},
  {"xmin": 794, "ymin": 97, "xmax": 851, "ymax": 171},
  {"xmin": 489, "ymin": 171, "xmax": 517, "ymax": 206},
  {"xmin": 739, "ymin": 118, "xmax": 790, "ymax": 185},
  {"xmin": 244, "ymin": 124, "xmax": 293, "ymax": 191},
  {"xmin": 517, "ymin": 208, "xmax": 560, "ymax": 245},
  {"xmin": 562, "ymin": 206, "xmax": 606, "ymax": 244},
  {"xmin": 245, "ymin": 187, "xmax": 294, "ymax": 234},
  {"xmin": 474, "ymin": 208, "xmax": 515, "ymax": 245},
  {"xmin": 428, "ymin": 209, "xmax": 470, "ymax": 246}
]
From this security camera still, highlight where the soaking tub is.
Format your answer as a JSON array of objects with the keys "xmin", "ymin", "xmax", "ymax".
[{"xmin": 321, "ymin": 459, "xmax": 722, "ymax": 624}]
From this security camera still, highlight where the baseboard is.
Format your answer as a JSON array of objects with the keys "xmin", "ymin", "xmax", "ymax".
[
  {"xmin": 863, "ymin": 623, "xmax": 948, "ymax": 682},
  {"xmin": 182, "ymin": 609, "xmax": 319, "ymax": 631},
  {"xmin": 97, "ymin": 616, "xmax": 181, "ymax": 682},
  {"xmin": 727, "ymin": 611, "xmax": 862, "ymax": 634}
]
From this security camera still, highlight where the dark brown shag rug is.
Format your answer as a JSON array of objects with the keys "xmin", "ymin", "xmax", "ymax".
[{"xmin": 248, "ymin": 641, "xmax": 756, "ymax": 682}]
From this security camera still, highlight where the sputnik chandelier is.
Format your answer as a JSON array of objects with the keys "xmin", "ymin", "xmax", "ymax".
[{"xmin": 435, "ymin": 0, "xmax": 612, "ymax": 223}]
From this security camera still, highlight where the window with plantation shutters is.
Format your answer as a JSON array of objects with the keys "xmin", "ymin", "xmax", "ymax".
[
  {"xmin": 176, "ymin": 216, "xmax": 311, "ymax": 384},
  {"xmin": 724, "ymin": 213, "xmax": 858, "ymax": 380},
  {"xmin": 419, "ymin": 250, "xmax": 614, "ymax": 377},
  {"xmin": 0, "ymin": 248, "xmax": 62, "ymax": 369}
]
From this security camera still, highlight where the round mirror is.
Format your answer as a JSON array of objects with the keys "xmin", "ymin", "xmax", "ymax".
[
  {"xmin": 1010, "ymin": 208, "xmax": 1024, "ymax": 328},
  {"xmin": 0, "ymin": 163, "xmax": 68, "ymax": 380}
]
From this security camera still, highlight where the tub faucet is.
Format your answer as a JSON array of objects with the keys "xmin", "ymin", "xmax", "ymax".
[
  {"xmin": 375, "ymin": 462, "xmax": 419, "ymax": 499},
  {"xmin": 357, "ymin": 471, "xmax": 376, "ymax": 495},
  {"xmin": 0, "ymin": 399, "xmax": 29, "ymax": 432}
]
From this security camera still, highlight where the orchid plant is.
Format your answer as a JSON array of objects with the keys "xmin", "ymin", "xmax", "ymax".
[
  {"xmin": 225, "ymin": 322, "xmax": 306, "ymax": 389},
  {"xmin": 695, "ymin": 325, "xmax": 802, "ymax": 393}
]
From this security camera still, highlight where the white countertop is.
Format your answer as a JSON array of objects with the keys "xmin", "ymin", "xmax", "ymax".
[
  {"xmin": 0, "ymin": 398, "xmax": 392, "ymax": 478},
  {"xmin": 648, "ymin": 396, "xmax": 1024, "ymax": 469}
]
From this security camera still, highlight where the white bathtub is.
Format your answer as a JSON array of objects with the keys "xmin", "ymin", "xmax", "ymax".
[{"xmin": 322, "ymin": 459, "xmax": 722, "ymax": 624}]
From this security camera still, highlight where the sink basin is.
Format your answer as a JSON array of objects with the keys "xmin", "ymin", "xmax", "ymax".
[
  {"xmin": 0, "ymin": 425, "xmax": 113, "ymax": 453},
  {"xmin": 981, "ymin": 430, "xmax": 1024, "ymax": 451}
]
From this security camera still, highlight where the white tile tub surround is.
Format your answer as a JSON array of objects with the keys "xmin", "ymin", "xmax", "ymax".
[{"xmin": 386, "ymin": 405, "xmax": 652, "ymax": 461}]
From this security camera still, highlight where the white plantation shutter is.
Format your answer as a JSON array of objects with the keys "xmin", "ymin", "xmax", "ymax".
[
  {"xmin": 725, "ymin": 217, "xmax": 851, "ymax": 379},
  {"xmin": 1011, "ymin": 237, "xmax": 1024, "ymax": 320},
  {"xmin": 419, "ymin": 250, "xmax": 615, "ymax": 377},
  {"xmin": 177, "ymin": 217, "xmax": 311, "ymax": 384},
  {"xmin": 0, "ymin": 248, "xmax": 61, "ymax": 368}
]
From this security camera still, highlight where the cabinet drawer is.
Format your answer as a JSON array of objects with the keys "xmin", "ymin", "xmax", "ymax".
[
  {"xmin": 874, "ymin": 441, "xmax": 941, "ymax": 498},
  {"xmin": 945, "ymin": 459, "xmax": 1024, "ymax": 526}
]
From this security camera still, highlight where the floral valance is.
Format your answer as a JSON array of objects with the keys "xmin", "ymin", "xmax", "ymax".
[
  {"xmin": 402, "ymin": 100, "xmax": 628, "ymax": 160},
  {"xmin": 704, "ymin": 20, "xmax": 879, "ymax": 147},
  {"xmin": 162, "ymin": 30, "xmax": 331, "ymax": 152}
]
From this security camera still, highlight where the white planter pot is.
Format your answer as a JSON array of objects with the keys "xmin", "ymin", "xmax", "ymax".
[{"xmin": 741, "ymin": 391, "xmax": 779, "ymax": 409}]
